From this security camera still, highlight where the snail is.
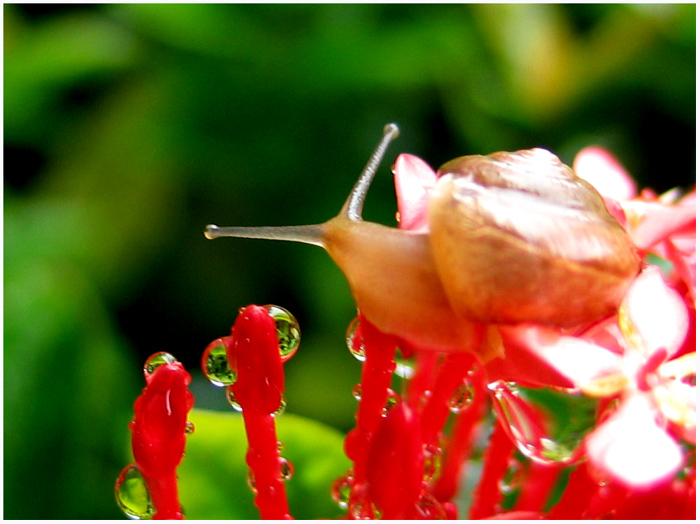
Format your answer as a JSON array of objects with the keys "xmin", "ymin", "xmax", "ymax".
[{"xmin": 205, "ymin": 124, "xmax": 641, "ymax": 355}]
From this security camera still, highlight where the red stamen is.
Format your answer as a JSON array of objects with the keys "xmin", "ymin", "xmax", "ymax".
[
  {"xmin": 547, "ymin": 463, "xmax": 599, "ymax": 519},
  {"xmin": 366, "ymin": 402, "xmax": 424, "ymax": 519},
  {"xmin": 407, "ymin": 350, "xmax": 440, "ymax": 409},
  {"xmin": 130, "ymin": 358, "xmax": 193, "ymax": 519},
  {"xmin": 469, "ymin": 419, "xmax": 516, "ymax": 519},
  {"xmin": 227, "ymin": 305, "xmax": 292, "ymax": 519},
  {"xmin": 344, "ymin": 316, "xmax": 397, "ymax": 484},
  {"xmin": 419, "ymin": 352, "xmax": 478, "ymax": 447},
  {"xmin": 431, "ymin": 359, "xmax": 488, "ymax": 503},
  {"xmin": 514, "ymin": 462, "xmax": 562, "ymax": 512}
]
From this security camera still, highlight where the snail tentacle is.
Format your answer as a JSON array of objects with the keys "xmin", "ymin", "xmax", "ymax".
[
  {"xmin": 204, "ymin": 223, "xmax": 324, "ymax": 247},
  {"xmin": 203, "ymin": 124, "xmax": 400, "ymax": 248},
  {"xmin": 340, "ymin": 123, "xmax": 400, "ymax": 221}
]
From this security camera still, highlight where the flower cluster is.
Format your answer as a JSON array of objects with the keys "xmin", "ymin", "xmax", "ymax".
[{"xmin": 116, "ymin": 146, "xmax": 695, "ymax": 519}]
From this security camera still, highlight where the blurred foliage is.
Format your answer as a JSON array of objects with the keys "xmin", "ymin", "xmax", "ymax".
[
  {"xmin": 178, "ymin": 409, "xmax": 350, "ymax": 520},
  {"xmin": 3, "ymin": 4, "xmax": 695, "ymax": 519}
]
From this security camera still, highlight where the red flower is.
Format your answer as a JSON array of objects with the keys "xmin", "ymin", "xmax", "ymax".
[{"xmin": 392, "ymin": 146, "xmax": 695, "ymax": 509}]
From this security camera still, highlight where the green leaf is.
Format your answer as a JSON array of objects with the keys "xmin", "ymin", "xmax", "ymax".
[{"xmin": 178, "ymin": 409, "xmax": 351, "ymax": 519}]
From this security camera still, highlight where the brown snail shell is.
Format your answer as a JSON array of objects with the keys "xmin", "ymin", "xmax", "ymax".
[{"xmin": 428, "ymin": 148, "xmax": 641, "ymax": 327}]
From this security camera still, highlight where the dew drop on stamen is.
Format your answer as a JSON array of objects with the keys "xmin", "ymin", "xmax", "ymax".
[
  {"xmin": 382, "ymin": 389, "xmax": 400, "ymax": 415},
  {"xmin": 499, "ymin": 457, "xmax": 524, "ymax": 495},
  {"xmin": 247, "ymin": 469, "xmax": 257, "ymax": 493},
  {"xmin": 448, "ymin": 379, "xmax": 474, "ymax": 413},
  {"xmin": 115, "ymin": 464, "xmax": 155, "ymax": 520},
  {"xmin": 348, "ymin": 482, "xmax": 380, "ymax": 520},
  {"xmin": 272, "ymin": 396, "xmax": 287, "ymax": 417},
  {"xmin": 394, "ymin": 351, "xmax": 415, "ymax": 379},
  {"xmin": 488, "ymin": 380, "xmax": 597, "ymax": 465},
  {"xmin": 346, "ymin": 316, "xmax": 366, "ymax": 362},
  {"xmin": 415, "ymin": 492, "xmax": 447, "ymax": 519},
  {"xmin": 264, "ymin": 305, "xmax": 301, "ymax": 362},
  {"xmin": 202, "ymin": 338, "xmax": 236, "ymax": 387},
  {"xmin": 279, "ymin": 457, "xmax": 294, "ymax": 481},
  {"xmin": 423, "ymin": 444, "xmax": 443, "ymax": 481},
  {"xmin": 352, "ymin": 384, "xmax": 362, "ymax": 401},
  {"xmin": 419, "ymin": 390, "xmax": 433, "ymax": 409},
  {"xmin": 226, "ymin": 387, "xmax": 243, "ymax": 412},
  {"xmin": 331, "ymin": 472, "xmax": 353, "ymax": 509},
  {"xmin": 143, "ymin": 352, "xmax": 178, "ymax": 380}
]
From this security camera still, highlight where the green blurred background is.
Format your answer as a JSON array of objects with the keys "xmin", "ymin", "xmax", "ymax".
[{"xmin": 4, "ymin": 4, "xmax": 695, "ymax": 519}]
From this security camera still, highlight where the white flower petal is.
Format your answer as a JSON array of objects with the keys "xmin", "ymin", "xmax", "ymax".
[
  {"xmin": 586, "ymin": 395, "xmax": 683, "ymax": 487},
  {"xmin": 573, "ymin": 147, "xmax": 637, "ymax": 201},
  {"xmin": 624, "ymin": 266, "xmax": 689, "ymax": 357}
]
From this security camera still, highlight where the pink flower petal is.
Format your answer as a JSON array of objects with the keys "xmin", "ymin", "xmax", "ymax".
[
  {"xmin": 621, "ymin": 199, "xmax": 696, "ymax": 250},
  {"xmin": 624, "ymin": 266, "xmax": 689, "ymax": 357},
  {"xmin": 393, "ymin": 153, "xmax": 437, "ymax": 232},
  {"xmin": 485, "ymin": 327, "xmax": 574, "ymax": 389},
  {"xmin": 573, "ymin": 147, "xmax": 637, "ymax": 201},
  {"xmin": 679, "ymin": 189, "xmax": 696, "ymax": 207},
  {"xmin": 656, "ymin": 228, "xmax": 696, "ymax": 305},
  {"xmin": 601, "ymin": 196, "xmax": 629, "ymax": 228},
  {"xmin": 498, "ymin": 325, "xmax": 623, "ymax": 389},
  {"xmin": 586, "ymin": 394, "xmax": 683, "ymax": 487},
  {"xmin": 580, "ymin": 316, "xmax": 627, "ymax": 355}
]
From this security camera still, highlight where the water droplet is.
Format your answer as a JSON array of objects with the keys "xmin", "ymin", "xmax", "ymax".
[
  {"xmin": 448, "ymin": 379, "xmax": 474, "ymax": 413},
  {"xmin": 346, "ymin": 316, "xmax": 366, "ymax": 362},
  {"xmin": 382, "ymin": 389, "xmax": 400, "ymax": 415},
  {"xmin": 115, "ymin": 464, "xmax": 155, "ymax": 520},
  {"xmin": 247, "ymin": 469, "xmax": 257, "ymax": 493},
  {"xmin": 143, "ymin": 352, "xmax": 177, "ymax": 380},
  {"xmin": 227, "ymin": 387, "xmax": 243, "ymax": 412},
  {"xmin": 499, "ymin": 457, "xmax": 525, "ymax": 495},
  {"xmin": 348, "ymin": 482, "xmax": 380, "ymax": 519},
  {"xmin": 279, "ymin": 457, "xmax": 294, "ymax": 481},
  {"xmin": 488, "ymin": 380, "xmax": 599, "ymax": 465},
  {"xmin": 201, "ymin": 338, "xmax": 236, "ymax": 387},
  {"xmin": 277, "ymin": 441, "xmax": 285, "ymax": 453},
  {"xmin": 423, "ymin": 444, "xmax": 442, "ymax": 481},
  {"xmin": 394, "ymin": 351, "xmax": 415, "ymax": 379},
  {"xmin": 185, "ymin": 421, "xmax": 195, "ymax": 435},
  {"xmin": 272, "ymin": 396, "xmax": 287, "ymax": 417},
  {"xmin": 331, "ymin": 471, "xmax": 353, "ymax": 509},
  {"xmin": 352, "ymin": 384, "xmax": 362, "ymax": 401},
  {"xmin": 264, "ymin": 305, "xmax": 301, "ymax": 362},
  {"xmin": 419, "ymin": 390, "xmax": 432, "ymax": 409},
  {"xmin": 415, "ymin": 492, "xmax": 447, "ymax": 519}
]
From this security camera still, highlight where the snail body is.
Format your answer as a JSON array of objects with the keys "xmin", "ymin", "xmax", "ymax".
[{"xmin": 206, "ymin": 124, "xmax": 641, "ymax": 355}]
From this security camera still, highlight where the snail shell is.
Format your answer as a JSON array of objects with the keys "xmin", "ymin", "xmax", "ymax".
[{"xmin": 428, "ymin": 148, "xmax": 641, "ymax": 327}]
